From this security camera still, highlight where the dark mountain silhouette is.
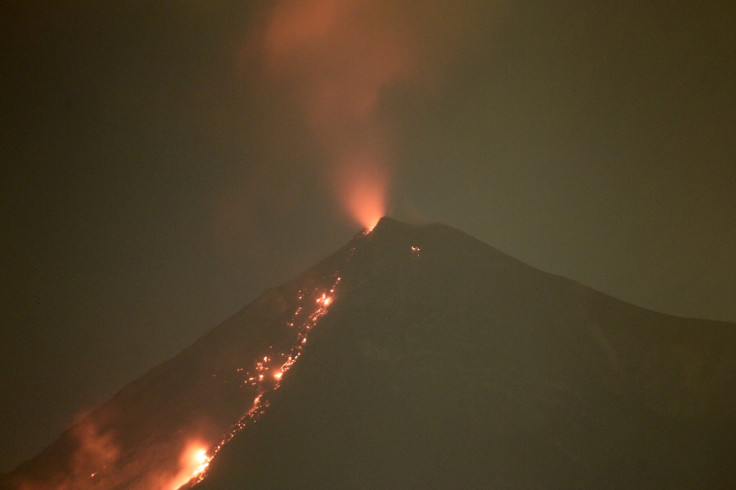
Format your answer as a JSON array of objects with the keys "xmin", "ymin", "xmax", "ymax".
[{"xmin": 5, "ymin": 218, "xmax": 736, "ymax": 489}]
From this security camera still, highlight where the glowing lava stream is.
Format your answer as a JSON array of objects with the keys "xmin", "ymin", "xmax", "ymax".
[{"xmin": 183, "ymin": 228, "xmax": 371, "ymax": 488}]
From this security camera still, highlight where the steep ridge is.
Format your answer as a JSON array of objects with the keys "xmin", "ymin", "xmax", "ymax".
[
  {"xmin": 3, "ymin": 229, "xmax": 369, "ymax": 489},
  {"xmin": 5, "ymin": 218, "xmax": 736, "ymax": 489},
  {"xmin": 195, "ymin": 217, "xmax": 736, "ymax": 489}
]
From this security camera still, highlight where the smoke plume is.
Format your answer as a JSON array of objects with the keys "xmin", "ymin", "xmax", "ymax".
[{"xmin": 247, "ymin": 0, "xmax": 499, "ymax": 229}]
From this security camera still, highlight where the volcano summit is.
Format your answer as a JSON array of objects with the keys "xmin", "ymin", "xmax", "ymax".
[{"xmin": 4, "ymin": 218, "xmax": 736, "ymax": 489}]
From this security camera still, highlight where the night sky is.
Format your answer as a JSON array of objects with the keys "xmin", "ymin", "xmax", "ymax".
[{"xmin": 2, "ymin": 0, "xmax": 734, "ymax": 471}]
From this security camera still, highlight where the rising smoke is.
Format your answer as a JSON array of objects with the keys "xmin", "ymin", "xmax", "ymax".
[{"xmin": 245, "ymin": 0, "xmax": 500, "ymax": 229}]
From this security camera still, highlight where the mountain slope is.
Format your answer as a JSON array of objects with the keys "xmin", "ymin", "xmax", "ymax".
[
  {"xmin": 5, "ymin": 218, "xmax": 736, "ymax": 489},
  {"xmin": 2, "ymin": 228, "xmax": 365, "ymax": 489},
  {"xmin": 195, "ymin": 218, "xmax": 736, "ymax": 489}
]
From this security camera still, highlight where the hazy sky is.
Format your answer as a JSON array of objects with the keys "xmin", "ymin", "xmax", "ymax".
[{"xmin": 2, "ymin": 0, "xmax": 734, "ymax": 471}]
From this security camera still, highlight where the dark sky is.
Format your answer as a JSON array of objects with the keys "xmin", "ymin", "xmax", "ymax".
[{"xmin": 2, "ymin": 0, "xmax": 734, "ymax": 471}]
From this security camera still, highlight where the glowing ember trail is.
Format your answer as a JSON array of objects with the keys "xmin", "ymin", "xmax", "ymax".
[{"xmin": 182, "ymin": 228, "xmax": 371, "ymax": 488}]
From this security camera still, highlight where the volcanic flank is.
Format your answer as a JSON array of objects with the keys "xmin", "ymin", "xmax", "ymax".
[{"xmin": 5, "ymin": 218, "xmax": 736, "ymax": 489}]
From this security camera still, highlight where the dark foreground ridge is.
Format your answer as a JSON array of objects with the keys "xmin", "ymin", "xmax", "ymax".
[{"xmin": 5, "ymin": 218, "xmax": 736, "ymax": 489}]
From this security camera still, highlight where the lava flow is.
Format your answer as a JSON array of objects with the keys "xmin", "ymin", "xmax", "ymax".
[
  {"xmin": 182, "ymin": 228, "xmax": 371, "ymax": 488},
  {"xmin": 169, "ymin": 443, "xmax": 212, "ymax": 489}
]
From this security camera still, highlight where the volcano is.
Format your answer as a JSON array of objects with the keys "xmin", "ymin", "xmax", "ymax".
[{"xmin": 4, "ymin": 218, "xmax": 736, "ymax": 489}]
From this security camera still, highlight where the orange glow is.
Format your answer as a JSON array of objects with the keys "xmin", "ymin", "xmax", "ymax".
[
  {"xmin": 316, "ymin": 292, "xmax": 333, "ymax": 306},
  {"xmin": 168, "ymin": 442, "xmax": 212, "ymax": 489},
  {"xmin": 273, "ymin": 371, "xmax": 283, "ymax": 380},
  {"xmin": 337, "ymin": 160, "xmax": 387, "ymax": 230},
  {"xmin": 346, "ymin": 179, "xmax": 385, "ymax": 230},
  {"xmin": 194, "ymin": 449, "xmax": 208, "ymax": 466}
]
